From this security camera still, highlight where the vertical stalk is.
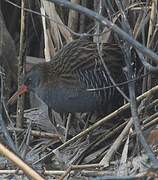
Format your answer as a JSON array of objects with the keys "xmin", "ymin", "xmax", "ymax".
[
  {"xmin": 16, "ymin": 0, "xmax": 26, "ymax": 128},
  {"xmin": 146, "ymin": 0, "xmax": 157, "ymax": 90},
  {"xmin": 79, "ymin": 0, "xmax": 86, "ymax": 33},
  {"xmin": 68, "ymin": 0, "xmax": 80, "ymax": 32},
  {"xmin": 94, "ymin": 0, "xmax": 102, "ymax": 42}
]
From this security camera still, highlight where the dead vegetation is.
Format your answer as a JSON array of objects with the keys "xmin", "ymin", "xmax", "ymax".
[{"xmin": 0, "ymin": 0, "xmax": 158, "ymax": 179}]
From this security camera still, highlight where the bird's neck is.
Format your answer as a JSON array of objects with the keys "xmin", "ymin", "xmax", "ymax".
[{"xmin": 36, "ymin": 62, "xmax": 59, "ymax": 87}]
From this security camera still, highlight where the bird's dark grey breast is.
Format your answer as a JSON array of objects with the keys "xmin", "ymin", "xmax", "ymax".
[{"xmin": 35, "ymin": 83, "xmax": 99, "ymax": 113}]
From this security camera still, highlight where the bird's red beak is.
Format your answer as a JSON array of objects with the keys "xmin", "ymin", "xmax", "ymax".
[{"xmin": 8, "ymin": 85, "xmax": 28, "ymax": 105}]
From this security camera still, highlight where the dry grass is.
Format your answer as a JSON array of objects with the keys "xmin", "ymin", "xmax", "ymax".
[{"xmin": 1, "ymin": 0, "xmax": 158, "ymax": 179}]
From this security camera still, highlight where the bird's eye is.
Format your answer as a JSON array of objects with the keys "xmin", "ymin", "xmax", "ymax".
[
  {"xmin": 26, "ymin": 78, "xmax": 32, "ymax": 85},
  {"xmin": 28, "ymin": 78, "xmax": 31, "ymax": 81}
]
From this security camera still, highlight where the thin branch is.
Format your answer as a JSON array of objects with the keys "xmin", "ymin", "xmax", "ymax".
[
  {"xmin": 0, "ymin": 169, "xmax": 149, "ymax": 179},
  {"xmin": 7, "ymin": 127, "xmax": 60, "ymax": 139},
  {"xmin": 125, "ymin": 49, "xmax": 158, "ymax": 168},
  {"xmin": 59, "ymin": 164, "xmax": 102, "ymax": 180},
  {"xmin": 97, "ymin": 44, "xmax": 130, "ymax": 102}
]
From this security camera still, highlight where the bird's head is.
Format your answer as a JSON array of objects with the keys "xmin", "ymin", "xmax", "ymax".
[
  {"xmin": 24, "ymin": 67, "xmax": 42, "ymax": 91},
  {"xmin": 8, "ymin": 66, "xmax": 42, "ymax": 105}
]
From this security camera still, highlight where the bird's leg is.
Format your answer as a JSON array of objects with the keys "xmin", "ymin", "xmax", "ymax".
[
  {"xmin": 48, "ymin": 107, "xmax": 65, "ymax": 143},
  {"xmin": 83, "ymin": 112, "xmax": 93, "ymax": 130},
  {"xmin": 64, "ymin": 113, "xmax": 73, "ymax": 142},
  {"xmin": 60, "ymin": 113, "xmax": 67, "ymax": 126},
  {"xmin": 48, "ymin": 106, "xmax": 56, "ymax": 126}
]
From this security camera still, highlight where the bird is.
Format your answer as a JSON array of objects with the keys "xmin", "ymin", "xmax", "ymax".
[{"xmin": 8, "ymin": 40, "xmax": 127, "ymax": 115}]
